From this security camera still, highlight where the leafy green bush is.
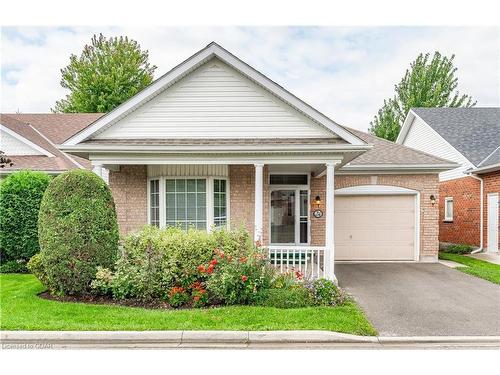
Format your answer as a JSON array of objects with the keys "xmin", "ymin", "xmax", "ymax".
[
  {"xmin": 0, "ymin": 260, "xmax": 28, "ymax": 274},
  {"xmin": 36, "ymin": 169, "xmax": 119, "ymax": 295},
  {"xmin": 255, "ymin": 286, "xmax": 313, "ymax": 308},
  {"xmin": 204, "ymin": 248, "xmax": 275, "ymax": 305},
  {"xmin": 443, "ymin": 244, "xmax": 473, "ymax": 254},
  {"xmin": 27, "ymin": 253, "xmax": 49, "ymax": 286},
  {"xmin": 0, "ymin": 171, "xmax": 51, "ymax": 264},
  {"xmin": 306, "ymin": 278, "xmax": 347, "ymax": 306},
  {"xmin": 98, "ymin": 226, "xmax": 258, "ymax": 301}
]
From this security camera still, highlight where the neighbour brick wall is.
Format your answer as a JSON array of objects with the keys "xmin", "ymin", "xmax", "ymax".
[
  {"xmin": 483, "ymin": 171, "xmax": 500, "ymax": 249},
  {"xmin": 309, "ymin": 174, "xmax": 439, "ymax": 259},
  {"xmin": 108, "ymin": 165, "xmax": 147, "ymax": 236},
  {"xmin": 438, "ymin": 176, "xmax": 481, "ymax": 246}
]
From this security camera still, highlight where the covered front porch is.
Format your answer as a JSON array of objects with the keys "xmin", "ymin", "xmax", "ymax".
[{"xmin": 92, "ymin": 160, "xmax": 344, "ymax": 281}]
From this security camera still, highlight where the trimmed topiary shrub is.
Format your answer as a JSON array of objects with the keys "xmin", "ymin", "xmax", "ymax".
[
  {"xmin": 0, "ymin": 170, "xmax": 51, "ymax": 267},
  {"xmin": 35, "ymin": 169, "xmax": 119, "ymax": 295}
]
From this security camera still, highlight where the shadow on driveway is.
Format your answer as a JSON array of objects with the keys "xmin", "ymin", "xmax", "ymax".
[{"xmin": 336, "ymin": 263, "xmax": 500, "ymax": 337}]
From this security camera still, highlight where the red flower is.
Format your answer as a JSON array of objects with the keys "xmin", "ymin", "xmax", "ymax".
[
  {"xmin": 193, "ymin": 295, "xmax": 201, "ymax": 301},
  {"xmin": 239, "ymin": 256, "xmax": 247, "ymax": 263},
  {"xmin": 207, "ymin": 264, "xmax": 215, "ymax": 274},
  {"xmin": 210, "ymin": 258, "xmax": 218, "ymax": 266},
  {"xmin": 197, "ymin": 265, "xmax": 206, "ymax": 273},
  {"xmin": 241, "ymin": 275, "xmax": 248, "ymax": 282},
  {"xmin": 295, "ymin": 270, "xmax": 303, "ymax": 280}
]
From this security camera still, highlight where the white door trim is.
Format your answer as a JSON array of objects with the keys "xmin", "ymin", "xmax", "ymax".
[
  {"xmin": 487, "ymin": 193, "xmax": 499, "ymax": 253},
  {"xmin": 334, "ymin": 185, "xmax": 420, "ymax": 261}
]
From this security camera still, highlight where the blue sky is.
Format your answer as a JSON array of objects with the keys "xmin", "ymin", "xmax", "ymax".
[{"xmin": 1, "ymin": 26, "xmax": 499, "ymax": 131}]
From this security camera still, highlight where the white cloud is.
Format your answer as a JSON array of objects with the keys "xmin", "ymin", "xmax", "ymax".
[{"xmin": 1, "ymin": 26, "xmax": 499, "ymax": 131}]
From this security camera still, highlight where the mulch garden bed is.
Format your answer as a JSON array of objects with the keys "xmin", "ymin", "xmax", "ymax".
[{"xmin": 39, "ymin": 291, "xmax": 181, "ymax": 310}]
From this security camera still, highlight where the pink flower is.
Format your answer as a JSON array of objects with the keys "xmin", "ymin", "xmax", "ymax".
[{"xmin": 241, "ymin": 275, "xmax": 248, "ymax": 282}]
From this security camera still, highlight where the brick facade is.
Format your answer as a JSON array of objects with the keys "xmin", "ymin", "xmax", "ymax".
[
  {"xmin": 482, "ymin": 171, "xmax": 500, "ymax": 250},
  {"xmin": 109, "ymin": 164, "xmax": 441, "ymax": 260},
  {"xmin": 437, "ymin": 171, "xmax": 500, "ymax": 249},
  {"xmin": 438, "ymin": 176, "xmax": 481, "ymax": 246},
  {"xmin": 108, "ymin": 165, "xmax": 148, "ymax": 236},
  {"xmin": 311, "ymin": 174, "xmax": 439, "ymax": 260}
]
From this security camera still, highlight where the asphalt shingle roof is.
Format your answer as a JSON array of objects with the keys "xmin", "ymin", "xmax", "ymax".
[
  {"xmin": 0, "ymin": 114, "xmax": 91, "ymax": 172},
  {"xmin": 347, "ymin": 128, "xmax": 454, "ymax": 166},
  {"xmin": 412, "ymin": 108, "xmax": 500, "ymax": 167}
]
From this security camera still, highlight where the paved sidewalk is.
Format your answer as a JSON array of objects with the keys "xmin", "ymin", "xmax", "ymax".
[
  {"xmin": 468, "ymin": 252, "xmax": 500, "ymax": 265},
  {"xmin": 2, "ymin": 331, "xmax": 500, "ymax": 349}
]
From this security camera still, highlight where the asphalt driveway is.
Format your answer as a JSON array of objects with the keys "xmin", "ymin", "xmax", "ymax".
[{"xmin": 336, "ymin": 263, "xmax": 500, "ymax": 336}]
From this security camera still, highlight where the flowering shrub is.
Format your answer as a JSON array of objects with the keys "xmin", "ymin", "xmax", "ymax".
[
  {"xmin": 204, "ymin": 248, "xmax": 275, "ymax": 305},
  {"xmin": 91, "ymin": 267, "xmax": 114, "ymax": 295},
  {"xmin": 306, "ymin": 278, "xmax": 347, "ymax": 306},
  {"xmin": 271, "ymin": 269, "xmax": 303, "ymax": 289},
  {"xmin": 168, "ymin": 286, "xmax": 190, "ymax": 308},
  {"xmin": 92, "ymin": 226, "xmax": 256, "ymax": 301},
  {"xmin": 190, "ymin": 281, "xmax": 209, "ymax": 308}
]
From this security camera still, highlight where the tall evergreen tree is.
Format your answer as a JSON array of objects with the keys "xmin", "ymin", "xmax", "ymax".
[
  {"xmin": 370, "ymin": 52, "xmax": 475, "ymax": 141},
  {"xmin": 53, "ymin": 34, "xmax": 156, "ymax": 113}
]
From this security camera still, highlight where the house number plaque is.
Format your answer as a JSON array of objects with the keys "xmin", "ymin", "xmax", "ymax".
[{"xmin": 313, "ymin": 209, "xmax": 323, "ymax": 218}]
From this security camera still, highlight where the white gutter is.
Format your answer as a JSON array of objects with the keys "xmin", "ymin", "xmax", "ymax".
[{"xmin": 468, "ymin": 173, "xmax": 484, "ymax": 254}]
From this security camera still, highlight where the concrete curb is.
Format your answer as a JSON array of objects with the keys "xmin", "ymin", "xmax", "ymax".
[{"xmin": 2, "ymin": 331, "xmax": 500, "ymax": 349}]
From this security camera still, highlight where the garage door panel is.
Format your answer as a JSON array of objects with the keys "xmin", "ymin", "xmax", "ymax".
[{"xmin": 334, "ymin": 194, "xmax": 416, "ymax": 261}]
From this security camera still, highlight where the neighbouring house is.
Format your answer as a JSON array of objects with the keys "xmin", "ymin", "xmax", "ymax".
[
  {"xmin": 397, "ymin": 108, "xmax": 500, "ymax": 253},
  {"xmin": 0, "ymin": 113, "xmax": 101, "ymax": 176},
  {"xmin": 46, "ymin": 42, "xmax": 456, "ymax": 281}
]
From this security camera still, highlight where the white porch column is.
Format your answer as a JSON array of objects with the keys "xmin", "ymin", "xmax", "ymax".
[
  {"xmin": 92, "ymin": 162, "xmax": 103, "ymax": 178},
  {"xmin": 325, "ymin": 162, "xmax": 336, "ymax": 281},
  {"xmin": 254, "ymin": 163, "xmax": 264, "ymax": 244}
]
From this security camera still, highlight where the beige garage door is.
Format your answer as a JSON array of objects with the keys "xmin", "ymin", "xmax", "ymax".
[{"xmin": 334, "ymin": 195, "xmax": 416, "ymax": 261}]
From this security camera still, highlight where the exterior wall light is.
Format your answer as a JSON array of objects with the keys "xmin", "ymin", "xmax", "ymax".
[
  {"xmin": 430, "ymin": 195, "xmax": 437, "ymax": 206},
  {"xmin": 314, "ymin": 195, "xmax": 321, "ymax": 208}
]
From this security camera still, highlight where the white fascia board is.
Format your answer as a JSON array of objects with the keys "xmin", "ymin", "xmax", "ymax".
[
  {"xmin": 471, "ymin": 162, "xmax": 500, "ymax": 174},
  {"xmin": 60, "ymin": 143, "xmax": 372, "ymax": 153},
  {"xmin": 63, "ymin": 43, "xmax": 366, "ymax": 147},
  {"xmin": 0, "ymin": 124, "xmax": 54, "ymax": 157},
  {"xmin": 395, "ymin": 110, "xmax": 416, "ymax": 144},
  {"xmin": 339, "ymin": 163, "xmax": 459, "ymax": 173},
  {"xmin": 0, "ymin": 169, "xmax": 63, "ymax": 175}
]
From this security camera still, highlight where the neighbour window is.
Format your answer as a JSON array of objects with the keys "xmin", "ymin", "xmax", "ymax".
[
  {"xmin": 149, "ymin": 179, "xmax": 160, "ymax": 227},
  {"xmin": 444, "ymin": 197, "xmax": 453, "ymax": 221},
  {"xmin": 165, "ymin": 179, "xmax": 207, "ymax": 230},
  {"xmin": 213, "ymin": 179, "xmax": 227, "ymax": 228}
]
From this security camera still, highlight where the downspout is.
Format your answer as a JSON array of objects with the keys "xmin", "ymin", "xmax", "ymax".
[{"xmin": 469, "ymin": 173, "xmax": 484, "ymax": 253}]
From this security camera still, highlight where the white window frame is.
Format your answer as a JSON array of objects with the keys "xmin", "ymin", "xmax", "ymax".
[
  {"xmin": 444, "ymin": 197, "xmax": 454, "ymax": 222},
  {"xmin": 147, "ymin": 176, "xmax": 230, "ymax": 231}
]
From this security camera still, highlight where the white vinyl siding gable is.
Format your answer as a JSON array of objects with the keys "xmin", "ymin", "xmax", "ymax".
[
  {"xmin": 94, "ymin": 59, "xmax": 335, "ymax": 140},
  {"xmin": 0, "ymin": 131, "xmax": 44, "ymax": 156},
  {"xmin": 402, "ymin": 116, "xmax": 475, "ymax": 181}
]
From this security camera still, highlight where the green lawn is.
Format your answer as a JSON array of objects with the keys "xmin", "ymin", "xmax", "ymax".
[
  {"xmin": 0, "ymin": 274, "xmax": 376, "ymax": 335},
  {"xmin": 439, "ymin": 252, "xmax": 500, "ymax": 285}
]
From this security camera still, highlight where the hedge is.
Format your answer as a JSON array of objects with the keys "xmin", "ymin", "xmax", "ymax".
[
  {"xmin": 33, "ymin": 169, "xmax": 119, "ymax": 295},
  {"xmin": 0, "ymin": 170, "xmax": 51, "ymax": 267}
]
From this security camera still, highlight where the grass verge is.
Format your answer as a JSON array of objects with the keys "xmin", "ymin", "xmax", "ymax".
[
  {"xmin": 439, "ymin": 252, "xmax": 500, "ymax": 285},
  {"xmin": 0, "ymin": 274, "xmax": 376, "ymax": 335}
]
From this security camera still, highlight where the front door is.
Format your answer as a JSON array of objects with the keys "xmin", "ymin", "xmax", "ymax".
[
  {"xmin": 270, "ymin": 189, "xmax": 308, "ymax": 244},
  {"xmin": 487, "ymin": 193, "xmax": 499, "ymax": 253}
]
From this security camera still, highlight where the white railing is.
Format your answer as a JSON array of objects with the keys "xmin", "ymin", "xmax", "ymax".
[{"xmin": 267, "ymin": 246, "xmax": 326, "ymax": 279}]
